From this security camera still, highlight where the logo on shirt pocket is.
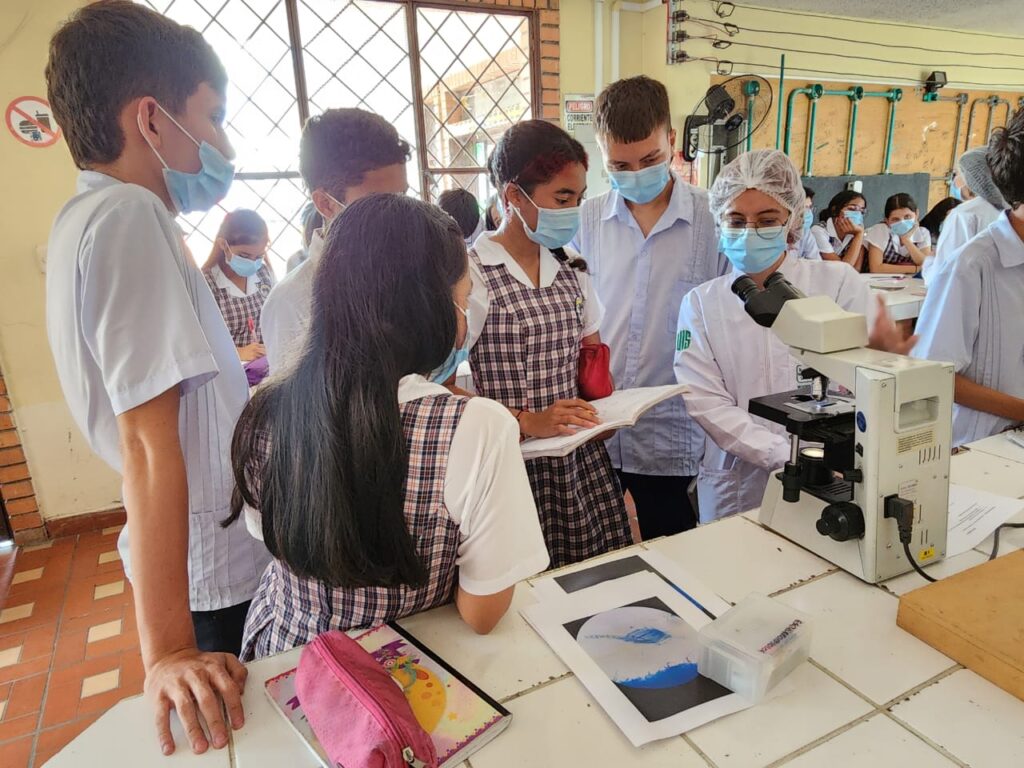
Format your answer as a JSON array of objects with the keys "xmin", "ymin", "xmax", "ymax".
[{"xmin": 676, "ymin": 329, "xmax": 692, "ymax": 351}]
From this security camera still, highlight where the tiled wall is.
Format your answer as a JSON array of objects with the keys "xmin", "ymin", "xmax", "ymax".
[{"xmin": 0, "ymin": 372, "xmax": 45, "ymax": 545}]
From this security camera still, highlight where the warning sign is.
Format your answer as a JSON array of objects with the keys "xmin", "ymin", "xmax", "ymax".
[
  {"xmin": 6, "ymin": 96, "xmax": 62, "ymax": 148},
  {"xmin": 563, "ymin": 94, "xmax": 595, "ymax": 134}
]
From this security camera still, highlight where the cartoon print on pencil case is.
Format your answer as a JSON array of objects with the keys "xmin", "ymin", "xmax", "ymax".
[{"xmin": 373, "ymin": 639, "xmax": 448, "ymax": 732}]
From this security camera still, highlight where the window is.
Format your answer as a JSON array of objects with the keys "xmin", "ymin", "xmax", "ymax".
[{"xmin": 142, "ymin": 0, "xmax": 539, "ymax": 272}]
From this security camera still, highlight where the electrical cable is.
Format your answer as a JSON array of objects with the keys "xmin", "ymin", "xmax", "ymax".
[
  {"xmin": 988, "ymin": 523, "xmax": 1024, "ymax": 561},
  {"xmin": 671, "ymin": 55, "xmax": 1024, "ymax": 90},
  {"xmin": 903, "ymin": 541, "xmax": 938, "ymax": 583},
  {"xmin": 712, "ymin": 0, "xmax": 1024, "ymax": 42}
]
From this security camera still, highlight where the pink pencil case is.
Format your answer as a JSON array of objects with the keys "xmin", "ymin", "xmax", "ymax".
[{"xmin": 297, "ymin": 630, "xmax": 438, "ymax": 768}]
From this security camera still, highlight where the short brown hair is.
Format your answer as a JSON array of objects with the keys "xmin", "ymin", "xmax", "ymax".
[
  {"xmin": 988, "ymin": 107, "xmax": 1024, "ymax": 208},
  {"xmin": 46, "ymin": 0, "xmax": 227, "ymax": 169},
  {"xmin": 299, "ymin": 108, "xmax": 412, "ymax": 196},
  {"xmin": 595, "ymin": 76, "xmax": 672, "ymax": 143}
]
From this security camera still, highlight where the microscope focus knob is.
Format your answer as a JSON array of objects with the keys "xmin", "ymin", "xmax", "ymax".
[{"xmin": 816, "ymin": 502, "xmax": 865, "ymax": 542}]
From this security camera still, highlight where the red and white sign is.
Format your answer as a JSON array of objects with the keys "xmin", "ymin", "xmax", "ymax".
[{"xmin": 5, "ymin": 96, "xmax": 62, "ymax": 148}]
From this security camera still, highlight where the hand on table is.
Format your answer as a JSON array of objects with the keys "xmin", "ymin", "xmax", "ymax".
[
  {"xmin": 238, "ymin": 343, "xmax": 266, "ymax": 362},
  {"xmin": 146, "ymin": 648, "xmax": 248, "ymax": 756}
]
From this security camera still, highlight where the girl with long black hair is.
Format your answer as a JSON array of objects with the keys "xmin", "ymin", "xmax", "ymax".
[
  {"xmin": 231, "ymin": 194, "xmax": 549, "ymax": 660},
  {"xmin": 465, "ymin": 120, "xmax": 632, "ymax": 568}
]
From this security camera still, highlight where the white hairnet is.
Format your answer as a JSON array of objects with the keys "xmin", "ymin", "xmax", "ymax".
[
  {"xmin": 708, "ymin": 149, "xmax": 806, "ymax": 240},
  {"xmin": 957, "ymin": 147, "xmax": 1008, "ymax": 211}
]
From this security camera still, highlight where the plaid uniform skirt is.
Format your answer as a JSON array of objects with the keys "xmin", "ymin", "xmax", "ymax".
[
  {"xmin": 240, "ymin": 394, "xmax": 467, "ymax": 661},
  {"xmin": 469, "ymin": 249, "xmax": 630, "ymax": 568},
  {"xmin": 202, "ymin": 265, "xmax": 272, "ymax": 346}
]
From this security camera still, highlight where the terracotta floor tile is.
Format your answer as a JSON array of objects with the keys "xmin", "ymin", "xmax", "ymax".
[
  {"xmin": 0, "ymin": 733, "xmax": 33, "ymax": 768},
  {"xmin": 50, "ymin": 627, "xmax": 87, "ymax": 671},
  {"xmin": 0, "ymin": 591, "xmax": 63, "ymax": 640},
  {"xmin": 0, "ymin": 625, "xmax": 57, "ymax": 685},
  {"xmin": 3, "ymin": 674, "xmax": 46, "ymax": 721},
  {"xmin": 33, "ymin": 713, "xmax": 101, "ymax": 767},
  {"xmin": 42, "ymin": 654, "xmax": 126, "ymax": 728},
  {"xmin": 12, "ymin": 541, "xmax": 74, "ymax": 574},
  {"xmin": 62, "ymin": 574, "xmax": 132, "ymax": 620}
]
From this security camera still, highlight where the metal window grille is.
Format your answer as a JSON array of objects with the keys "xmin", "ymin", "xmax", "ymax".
[{"xmin": 141, "ymin": 0, "xmax": 538, "ymax": 272}]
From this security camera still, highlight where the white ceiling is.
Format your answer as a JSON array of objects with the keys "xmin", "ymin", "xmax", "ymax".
[{"xmin": 745, "ymin": 0, "xmax": 1024, "ymax": 38}]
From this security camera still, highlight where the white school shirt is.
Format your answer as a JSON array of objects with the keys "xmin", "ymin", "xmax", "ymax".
[
  {"xmin": 864, "ymin": 222, "xmax": 931, "ymax": 265},
  {"xmin": 465, "ymin": 234, "xmax": 603, "ymax": 347},
  {"xmin": 261, "ymin": 229, "xmax": 324, "ymax": 371},
  {"xmin": 791, "ymin": 227, "xmax": 822, "ymax": 260},
  {"xmin": 923, "ymin": 196, "xmax": 1002, "ymax": 283},
  {"xmin": 913, "ymin": 212, "xmax": 1024, "ymax": 446},
  {"xmin": 812, "ymin": 219, "xmax": 856, "ymax": 258},
  {"xmin": 45, "ymin": 171, "xmax": 270, "ymax": 611},
  {"xmin": 674, "ymin": 255, "xmax": 874, "ymax": 523},
  {"xmin": 574, "ymin": 175, "xmax": 728, "ymax": 476},
  {"xmin": 245, "ymin": 375, "xmax": 550, "ymax": 595}
]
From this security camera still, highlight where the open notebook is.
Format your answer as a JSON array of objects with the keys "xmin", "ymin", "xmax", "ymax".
[
  {"xmin": 520, "ymin": 384, "xmax": 688, "ymax": 460},
  {"xmin": 265, "ymin": 624, "xmax": 511, "ymax": 767}
]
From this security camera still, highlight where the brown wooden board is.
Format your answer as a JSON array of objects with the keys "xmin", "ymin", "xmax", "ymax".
[{"xmin": 897, "ymin": 550, "xmax": 1024, "ymax": 701}]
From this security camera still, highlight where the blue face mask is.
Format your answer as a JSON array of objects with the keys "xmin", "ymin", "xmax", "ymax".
[
  {"xmin": 719, "ymin": 226, "xmax": 788, "ymax": 275},
  {"xmin": 842, "ymin": 210, "xmax": 865, "ymax": 227},
  {"xmin": 802, "ymin": 209, "xmax": 814, "ymax": 234},
  {"xmin": 608, "ymin": 162, "xmax": 671, "ymax": 205},
  {"xmin": 512, "ymin": 186, "xmax": 581, "ymax": 250},
  {"xmin": 431, "ymin": 302, "xmax": 471, "ymax": 384},
  {"xmin": 890, "ymin": 218, "xmax": 916, "ymax": 237},
  {"xmin": 950, "ymin": 184, "xmax": 963, "ymax": 202},
  {"xmin": 227, "ymin": 252, "xmax": 263, "ymax": 278},
  {"xmin": 139, "ymin": 104, "xmax": 235, "ymax": 214}
]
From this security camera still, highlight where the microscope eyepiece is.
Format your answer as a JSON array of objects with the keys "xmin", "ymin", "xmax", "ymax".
[
  {"xmin": 731, "ymin": 272, "xmax": 806, "ymax": 328},
  {"xmin": 731, "ymin": 275, "xmax": 760, "ymax": 303}
]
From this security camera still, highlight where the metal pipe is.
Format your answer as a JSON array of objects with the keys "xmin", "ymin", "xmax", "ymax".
[
  {"xmin": 805, "ymin": 97, "xmax": 818, "ymax": 175},
  {"xmin": 845, "ymin": 100, "xmax": 860, "ymax": 175},
  {"xmin": 594, "ymin": 0, "xmax": 604, "ymax": 94},
  {"xmin": 984, "ymin": 96, "xmax": 1002, "ymax": 144},
  {"xmin": 995, "ymin": 97, "xmax": 1012, "ymax": 130},
  {"xmin": 775, "ymin": 54, "xmax": 785, "ymax": 149},
  {"xmin": 744, "ymin": 79, "xmax": 760, "ymax": 153},
  {"xmin": 784, "ymin": 84, "xmax": 821, "ymax": 156},
  {"xmin": 946, "ymin": 93, "xmax": 968, "ymax": 185},
  {"xmin": 964, "ymin": 97, "xmax": 988, "ymax": 151},
  {"xmin": 882, "ymin": 89, "xmax": 903, "ymax": 174}
]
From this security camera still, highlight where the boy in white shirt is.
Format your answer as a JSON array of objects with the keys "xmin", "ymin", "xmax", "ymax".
[
  {"xmin": 261, "ymin": 109, "xmax": 411, "ymax": 371},
  {"xmin": 914, "ymin": 108, "xmax": 1024, "ymax": 445},
  {"xmin": 575, "ymin": 76, "xmax": 728, "ymax": 539},
  {"xmin": 44, "ymin": 1, "xmax": 268, "ymax": 756}
]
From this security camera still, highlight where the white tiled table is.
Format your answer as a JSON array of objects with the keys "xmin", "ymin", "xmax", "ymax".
[
  {"xmin": 862, "ymin": 274, "xmax": 926, "ymax": 321},
  {"xmin": 49, "ymin": 443, "xmax": 1024, "ymax": 768}
]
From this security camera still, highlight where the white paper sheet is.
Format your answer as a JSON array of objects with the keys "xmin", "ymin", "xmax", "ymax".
[
  {"xmin": 946, "ymin": 483, "xmax": 1024, "ymax": 557},
  {"xmin": 520, "ymin": 572, "xmax": 749, "ymax": 747},
  {"xmin": 520, "ymin": 384, "xmax": 687, "ymax": 460},
  {"xmin": 966, "ymin": 430, "xmax": 1024, "ymax": 466},
  {"xmin": 531, "ymin": 548, "xmax": 731, "ymax": 621}
]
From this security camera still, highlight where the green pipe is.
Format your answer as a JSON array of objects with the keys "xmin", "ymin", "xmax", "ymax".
[
  {"xmin": 775, "ymin": 54, "xmax": 785, "ymax": 149},
  {"xmin": 744, "ymin": 80, "xmax": 760, "ymax": 153},
  {"xmin": 805, "ymin": 98, "xmax": 818, "ymax": 175},
  {"xmin": 784, "ymin": 84, "xmax": 822, "ymax": 156},
  {"xmin": 845, "ymin": 101, "xmax": 860, "ymax": 175},
  {"xmin": 882, "ymin": 88, "xmax": 903, "ymax": 174}
]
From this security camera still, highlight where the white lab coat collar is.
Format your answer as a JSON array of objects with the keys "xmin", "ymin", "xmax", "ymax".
[
  {"xmin": 471, "ymin": 232, "xmax": 566, "ymax": 289},
  {"xmin": 991, "ymin": 211, "xmax": 1024, "ymax": 268},
  {"xmin": 308, "ymin": 228, "xmax": 326, "ymax": 265},
  {"xmin": 210, "ymin": 262, "xmax": 261, "ymax": 297}
]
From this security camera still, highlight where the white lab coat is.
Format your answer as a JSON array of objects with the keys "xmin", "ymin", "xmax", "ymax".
[
  {"xmin": 922, "ymin": 196, "xmax": 1001, "ymax": 283},
  {"xmin": 674, "ymin": 255, "xmax": 874, "ymax": 523}
]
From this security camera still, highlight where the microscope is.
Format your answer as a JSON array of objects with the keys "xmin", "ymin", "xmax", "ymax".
[{"xmin": 733, "ymin": 273, "xmax": 954, "ymax": 583}]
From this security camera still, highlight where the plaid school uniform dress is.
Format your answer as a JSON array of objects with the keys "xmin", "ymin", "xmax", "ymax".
[
  {"xmin": 202, "ymin": 264, "xmax": 273, "ymax": 346},
  {"xmin": 239, "ymin": 394, "xmax": 468, "ymax": 661},
  {"xmin": 469, "ymin": 249, "xmax": 631, "ymax": 569},
  {"xmin": 880, "ymin": 235, "xmax": 914, "ymax": 266}
]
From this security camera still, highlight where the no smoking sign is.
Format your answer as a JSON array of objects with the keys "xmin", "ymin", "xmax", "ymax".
[{"xmin": 6, "ymin": 96, "xmax": 62, "ymax": 148}]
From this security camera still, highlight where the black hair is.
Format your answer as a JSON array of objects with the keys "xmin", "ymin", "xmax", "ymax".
[
  {"xmin": 299, "ymin": 108, "xmax": 411, "ymax": 197},
  {"xmin": 595, "ymin": 76, "xmax": 672, "ymax": 143},
  {"xmin": 919, "ymin": 197, "xmax": 961, "ymax": 241},
  {"xmin": 203, "ymin": 208, "xmax": 268, "ymax": 269},
  {"xmin": 45, "ymin": 0, "xmax": 227, "ymax": 170},
  {"xmin": 884, "ymin": 193, "xmax": 918, "ymax": 218},
  {"xmin": 488, "ymin": 119, "xmax": 589, "ymax": 270},
  {"xmin": 484, "ymin": 193, "xmax": 501, "ymax": 231},
  {"xmin": 437, "ymin": 188, "xmax": 481, "ymax": 240},
  {"xmin": 826, "ymin": 190, "xmax": 867, "ymax": 220},
  {"xmin": 228, "ymin": 194, "xmax": 467, "ymax": 589},
  {"xmin": 803, "ymin": 186, "xmax": 815, "ymax": 201},
  {"xmin": 988, "ymin": 107, "xmax": 1024, "ymax": 208}
]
